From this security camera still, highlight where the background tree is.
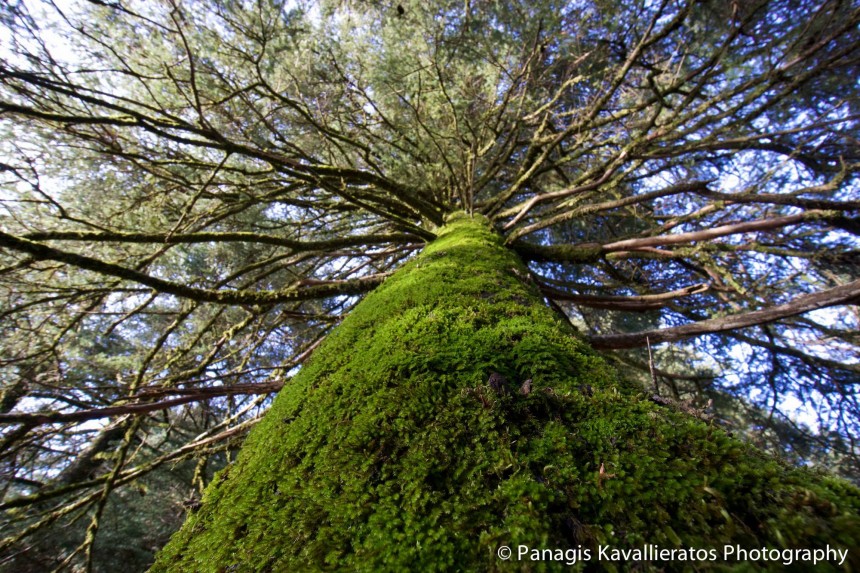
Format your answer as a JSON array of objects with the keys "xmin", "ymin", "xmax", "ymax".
[{"xmin": 0, "ymin": 0, "xmax": 858, "ymax": 570}]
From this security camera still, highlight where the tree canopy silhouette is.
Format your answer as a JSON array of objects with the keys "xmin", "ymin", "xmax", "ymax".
[{"xmin": 0, "ymin": 0, "xmax": 858, "ymax": 569}]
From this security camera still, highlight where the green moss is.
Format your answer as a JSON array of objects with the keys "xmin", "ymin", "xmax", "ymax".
[{"xmin": 151, "ymin": 214, "xmax": 860, "ymax": 572}]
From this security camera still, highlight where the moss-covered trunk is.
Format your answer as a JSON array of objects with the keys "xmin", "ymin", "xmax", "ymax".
[{"xmin": 152, "ymin": 214, "xmax": 859, "ymax": 572}]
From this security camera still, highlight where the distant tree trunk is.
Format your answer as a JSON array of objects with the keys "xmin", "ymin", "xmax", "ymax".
[{"xmin": 151, "ymin": 214, "xmax": 859, "ymax": 572}]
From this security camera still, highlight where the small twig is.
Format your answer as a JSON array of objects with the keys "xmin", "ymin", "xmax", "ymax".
[
  {"xmin": 650, "ymin": 395, "xmax": 714, "ymax": 422},
  {"xmin": 597, "ymin": 462, "xmax": 616, "ymax": 488},
  {"xmin": 647, "ymin": 336, "xmax": 658, "ymax": 396}
]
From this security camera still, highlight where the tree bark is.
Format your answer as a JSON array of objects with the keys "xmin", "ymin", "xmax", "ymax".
[{"xmin": 151, "ymin": 214, "xmax": 859, "ymax": 572}]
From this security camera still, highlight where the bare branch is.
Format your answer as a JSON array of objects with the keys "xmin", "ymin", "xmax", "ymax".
[{"xmin": 590, "ymin": 279, "xmax": 860, "ymax": 350}]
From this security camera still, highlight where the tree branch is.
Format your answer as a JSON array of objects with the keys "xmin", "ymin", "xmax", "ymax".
[
  {"xmin": 589, "ymin": 279, "xmax": 860, "ymax": 349},
  {"xmin": 21, "ymin": 230, "xmax": 421, "ymax": 250},
  {"xmin": 600, "ymin": 211, "xmax": 830, "ymax": 252},
  {"xmin": 0, "ymin": 382, "xmax": 283, "ymax": 426},
  {"xmin": 540, "ymin": 282, "xmax": 710, "ymax": 311},
  {"xmin": 0, "ymin": 231, "xmax": 389, "ymax": 305}
]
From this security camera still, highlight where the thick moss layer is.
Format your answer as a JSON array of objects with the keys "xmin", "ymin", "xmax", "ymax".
[{"xmin": 152, "ymin": 214, "xmax": 859, "ymax": 572}]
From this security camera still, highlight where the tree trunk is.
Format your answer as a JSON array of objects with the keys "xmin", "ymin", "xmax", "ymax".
[{"xmin": 151, "ymin": 214, "xmax": 859, "ymax": 572}]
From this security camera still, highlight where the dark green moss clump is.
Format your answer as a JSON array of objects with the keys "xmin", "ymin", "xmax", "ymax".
[{"xmin": 151, "ymin": 214, "xmax": 860, "ymax": 572}]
